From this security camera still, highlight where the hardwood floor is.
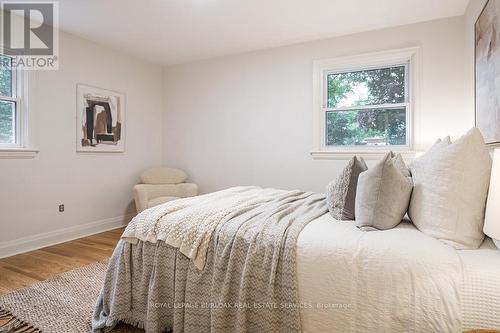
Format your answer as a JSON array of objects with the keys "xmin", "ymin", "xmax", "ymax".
[{"xmin": 0, "ymin": 228, "xmax": 124, "ymax": 295}]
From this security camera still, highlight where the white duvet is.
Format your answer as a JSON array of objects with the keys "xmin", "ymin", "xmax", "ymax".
[
  {"xmin": 460, "ymin": 238, "xmax": 500, "ymax": 330},
  {"xmin": 297, "ymin": 213, "xmax": 464, "ymax": 333}
]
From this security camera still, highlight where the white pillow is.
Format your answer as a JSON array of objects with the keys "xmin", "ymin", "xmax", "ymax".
[
  {"xmin": 140, "ymin": 167, "xmax": 187, "ymax": 184},
  {"xmin": 408, "ymin": 128, "xmax": 492, "ymax": 249}
]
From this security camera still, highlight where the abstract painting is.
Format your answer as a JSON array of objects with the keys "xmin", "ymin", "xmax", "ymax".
[
  {"xmin": 476, "ymin": 0, "xmax": 500, "ymax": 145},
  {"xmin": 76, "ymin": 84, "xmax": 125, "ymax": 152}
]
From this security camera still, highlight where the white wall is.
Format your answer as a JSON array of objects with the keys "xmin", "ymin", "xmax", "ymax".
[
  {"xmin": 0, "ymin": 31, "xmax": 163, "ymax": 253},
  {"xmin": 163, "ymin": 16, "xmax": 469, "ymax": 194}
]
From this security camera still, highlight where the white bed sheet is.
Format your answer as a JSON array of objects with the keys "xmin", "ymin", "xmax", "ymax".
[
  {"xmin": 459, "ymin": 237, "xmax": 500, "ymax": 330},
  {"xmin": 296, "ymin": 213, "xmax": 500, "ymax": 332}
]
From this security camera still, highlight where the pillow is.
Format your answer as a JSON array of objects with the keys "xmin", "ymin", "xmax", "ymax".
[
  {"xmin": 408, "ymin": 128, "xmax": 492, "ymax": 249},
  {"xmin": 355, "ymin": 152, "xmax": 413, "ymax": 231},
  {"xmin": 429, "ymin": 136, "xmax": 451, "ymax": 151},
  {"xmin": 140, "ymin": 167, "xmax": 187, "ymax": 184},
  {"xmin": 326, "ymin": 156, "xmax": 367, "ymax": 220}
]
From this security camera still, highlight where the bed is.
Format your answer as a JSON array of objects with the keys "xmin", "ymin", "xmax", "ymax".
[
  {"xmin": 92, "ymin": 186, "xmax": 500, "ymax": 332},
  {"xmin": 297, "ymin": 213, "xmax": 500, "ymax": 332}
]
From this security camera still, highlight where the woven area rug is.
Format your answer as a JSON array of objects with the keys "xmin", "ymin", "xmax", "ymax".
[{"xmin": 0, "ymin": 260, "xmax": 143, "ymax": 333}]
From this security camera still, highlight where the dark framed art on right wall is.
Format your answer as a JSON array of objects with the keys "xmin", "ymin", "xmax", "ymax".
[{"xmin": 475, "ymin": 0, "xmax": 500, "ymax": 145}]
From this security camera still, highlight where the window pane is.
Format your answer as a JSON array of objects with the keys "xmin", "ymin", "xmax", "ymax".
[
  {"xmin": 326, "ymin": 108, "xmax": 406, "ymax": 146},
  {"xmin": 0, "ymin": 100, "xmax": 15, "ymax": 144},
  {"xmin": 327, "ymin": 66, "xmax": 405, "ymax": 108},
  {"xmin": 0, "ymin": 56, "xmax": 13, "ymax": 97}
]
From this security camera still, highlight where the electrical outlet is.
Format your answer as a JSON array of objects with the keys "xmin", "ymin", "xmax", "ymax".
[{"xmin": 59, "ymin": 204, "xmax": 64, "ymax": 212}]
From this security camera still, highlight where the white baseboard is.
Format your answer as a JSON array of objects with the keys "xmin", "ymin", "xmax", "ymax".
[{"xmin": 0, "ymin": 213, "xmax": 135, "ymax": 259}]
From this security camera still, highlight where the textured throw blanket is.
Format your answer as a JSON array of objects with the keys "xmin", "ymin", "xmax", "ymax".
[{"xmin": 93, "ymin": 186, "xmax": 327, "ymax": 333}]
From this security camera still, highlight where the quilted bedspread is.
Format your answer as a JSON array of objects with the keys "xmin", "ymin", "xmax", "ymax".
[{"xmin": 92, "ymin": 186, "xmax": 327, "ymax": 332}]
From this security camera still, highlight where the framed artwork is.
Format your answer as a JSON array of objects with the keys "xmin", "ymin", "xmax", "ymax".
[
  {"xmin": 76, "ymin": 84, "xmax": 125, "ymax": 152},
  {"xmin": 475, "ymin": 0, "xmax": 500, "ymax": 145}
]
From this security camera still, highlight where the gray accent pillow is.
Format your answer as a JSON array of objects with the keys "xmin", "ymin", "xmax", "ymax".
[
  {"xmin": 355, "ymin": 152, "xmax": 413, "ymax": 231},
  {"xmin": 326, "ymin": 156, "xmax": 367, "ymax": 220}
]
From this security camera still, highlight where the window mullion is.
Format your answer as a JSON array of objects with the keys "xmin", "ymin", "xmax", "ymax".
[
  {"xmin": 324, "ymin": 103, "xmax": 408, "ymax": 113},
  {"xmin": 0, "ymin": 96, "xmax": 18, "ymax": 102}
]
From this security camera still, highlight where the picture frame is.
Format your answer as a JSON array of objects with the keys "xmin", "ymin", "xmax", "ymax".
[
  {"xmin": 76, "ymin": 84, "xmax": 125, "ymax": 152},
  {"xmin": 475, "ymin": 0, "xmax": 500, "ymax": 145}
]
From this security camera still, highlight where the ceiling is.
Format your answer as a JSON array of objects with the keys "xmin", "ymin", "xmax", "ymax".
[{"xmin": 52, "ymin": 0, "xmax": 469, "ymax": 66}]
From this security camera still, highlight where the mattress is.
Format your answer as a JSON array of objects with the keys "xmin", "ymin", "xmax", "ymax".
[{"xmin": 296, "ymin": 213, "xmax": 500, "ymax": 332}]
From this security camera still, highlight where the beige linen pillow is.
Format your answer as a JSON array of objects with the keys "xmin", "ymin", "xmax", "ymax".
[
  {"xmin": 140, "ymin": 167, "xmax": 188, "ymax": 184},
  {"xmin": 326, "ymin": 156, "xmax": 367, "ymax": 220},
  {"xmin": 355, "ymin": 152, "xmax": 413, "ymax": 230},
  {"xmin": 408, "ymin": 128, "xmax": 492, "ymax": 249}
]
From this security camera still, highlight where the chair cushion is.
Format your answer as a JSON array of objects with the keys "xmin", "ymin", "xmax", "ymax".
[
  {"xmin": 147, "ymin": 196, "xmax": 180, "ymax": 208},
  {"xmin": 141, "ymin": 167, "xmax": 187, "ymax": 184}
]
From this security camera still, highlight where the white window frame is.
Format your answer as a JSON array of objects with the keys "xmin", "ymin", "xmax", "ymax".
[
  {"xmin": 0, "ymin": 50, "xmax": 37, "ymax": 158},
  {"xmin": 311, "ymin": 47, "xmax": 421, "ymax": 160}
]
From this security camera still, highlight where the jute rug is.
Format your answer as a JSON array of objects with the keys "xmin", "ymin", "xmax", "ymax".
[{"xmin": 0, "ymin": 260, "xmax": 143, "ymax": 333}]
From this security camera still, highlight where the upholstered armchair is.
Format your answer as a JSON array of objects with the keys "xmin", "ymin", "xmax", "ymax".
[{"xmin": 133, "ymin": 167, "xmax": 198, "ymax": 213}]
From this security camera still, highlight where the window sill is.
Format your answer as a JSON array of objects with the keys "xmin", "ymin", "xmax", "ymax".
[
  {"xmin": 0, "ymin": 148, "xmax": 39, "ymax": 159},
  {"xmin": 310, "ymin": 150, "xmax": 418, "ymax": 161}
]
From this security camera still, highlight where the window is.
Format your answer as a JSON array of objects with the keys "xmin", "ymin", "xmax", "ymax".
[
  {"xmin": 312, "ymin": 47, "xmax": 419, "ymax": 159},
  {"xmin": 0, "ymin": 54, "xmax": 16, "ymax": 145},
  {"xmin": 0, "ymin": 52, "xmax": 32, "ymax": 155}
]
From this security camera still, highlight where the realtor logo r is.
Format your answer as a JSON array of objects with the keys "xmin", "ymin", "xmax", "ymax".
[{"xmin": 1, "ymin": 1, "xmax": 59, "ymax": 69}]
